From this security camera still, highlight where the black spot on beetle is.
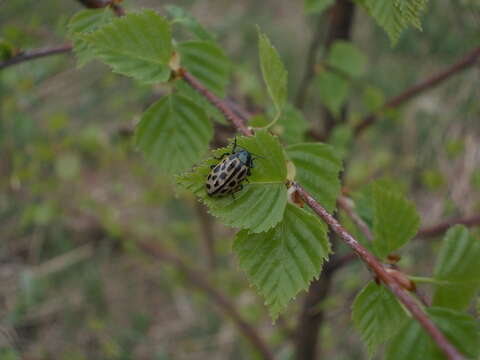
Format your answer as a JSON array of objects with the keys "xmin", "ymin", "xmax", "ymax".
[
  {"xmin": 214, "ymin": 166, "xmax": 220, "ymax": 173},
  {"xmin": 215, "ymin": 181, "xmax": 219, "ymax": 187},
  {"xmin": 220, "ymin": 173, "xmax": 227, "ymax": 180},
  {"xmin": 212, "ymin": 175, "xmax": 217, "ymax": 180},
  {"xmin": 237, "ymin": 168, "xmax": 246, "ymax": 179},
  {"xmin": 231, "ymin": 167, "xmax": 240, "ymax": 177},
  {"xmin": 229, "ymin": 180, "xmax": 237, "ymax": 187},
  {"xmin": 227, "ymin": 161, "xmax": 236, "ymax": 171},
  {"xmin": 206, "ymin": 184, "xmax": 211, "ymax": 189},
  {"xmin": 207, "ymin": 174, "xmax": 211, "ymax": 180}
]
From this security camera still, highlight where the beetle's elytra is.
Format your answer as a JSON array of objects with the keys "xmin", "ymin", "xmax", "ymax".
[{"xmin": 206, "ymin": 138, "xmax": 255, "ymax": 198}]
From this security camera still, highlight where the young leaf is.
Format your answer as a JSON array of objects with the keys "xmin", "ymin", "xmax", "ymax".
[
  {"xmin": 432, "ymin": 225, "xmax": 480, "ymax": 310},
  {"xmin": 177, "ymin": 40, "xmax": 231, "ymax": 97},
  {"xmin": 316, "ymin": 70, "xmax": 349, "ymax": 117},
  {"xmin": 178, "ymin": 130, "xmax": 288, "ymax": 233},
  {"xmin": 234, "ymin": 204, "xmax": 331, "ymax": 320},
  {"xmin": 85, "ymin": 10, "xmax": 173, "ymax": 84},
  {"xmin": 326, "ymin": 40, "xmax": 367, "ymax": 78},
  {"xmin": 372, "ymin": 182, "xmax": 420, "ymax": 259},
  {"xmin": 352, "ymin": 281, "xmax": 407, "ymax": 357},
  {"xmin": 385, "ymin": 307, "xmax": 479, "ymax": 360},
  {"xmin": 135, "ymin": 94, "xmax": 212, "ymax": 174},
  {"xmin": 166, "ymin": 5, "xmax": 216, "ymax": 42},
  {"xmin": 304, "ymin": 0, "xmax": 336, "ymax": 14},
  {"xmin": 67, "ymin": 9, "xmax": 114, "ymax": 67},
  {"xmin": 359, "ymin": 0, "xmax": 429, "ymax": 45},
  {"xmin": 258, "ymin": 29, "xmax": 288, "ymax": 113},
  {"xmin": 286, "ymin": 143, "xmax": 342, "ymax": 213}
]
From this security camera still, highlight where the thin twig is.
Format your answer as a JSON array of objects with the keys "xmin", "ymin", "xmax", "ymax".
[
  {"xmin": 0, "ymin": 0, "xmax": 126, "ymax": 71},
  {"xmin": 294, "ymin": 184, "xmax": 464, "ymax": 360},
  {"xmin": 0, "ymin": 44, "xmax": 73, "ymax": 71},
  {"xmin": 182, "ymin": 70, "xmax": 252, "ymax": 136},
  {"xmin": 337, "ymin": 196, "xmax": 373, "ymax": 241},
  {"xmin": 331, "ymin": 213, "xmax": 480, "ymax": 271},
  {"xmin": 137, "ymin": 240, "xmax": 275, "ymax": 360},
  {"xmin": 417, "ymin": 214, "xmax": 480, "ymax": 238},
  {"xmin": 354, "ymin": 46, "xmax": 480, "ymax": 135}
]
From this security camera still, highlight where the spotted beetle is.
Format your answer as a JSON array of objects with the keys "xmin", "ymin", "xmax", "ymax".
[{"xmin": 206, "ymin": 138, "xmax": 258, "ymax": 198}]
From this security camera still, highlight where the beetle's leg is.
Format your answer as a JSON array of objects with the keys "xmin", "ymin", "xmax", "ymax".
[{"xmin": 232, "ymin": 137, "xmax": 237, "ymax": 154}]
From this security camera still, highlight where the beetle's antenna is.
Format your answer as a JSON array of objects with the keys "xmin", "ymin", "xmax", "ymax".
[{"xmin": 232, "ymin": 137, "xmax": 237, "ymax": 153}]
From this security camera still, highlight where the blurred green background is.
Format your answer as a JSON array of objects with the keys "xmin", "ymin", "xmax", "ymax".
[{"xmin": 0, "ymin": 1, "xmax": 479, "ymax": 359}]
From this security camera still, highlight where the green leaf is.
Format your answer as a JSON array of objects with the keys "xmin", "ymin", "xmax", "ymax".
[
  {"xmin": 359, "ymin": 0, "xmax": 429, "ymax": 45},
  {"xmin": 258, "ymin": 29, "xmax": 288, "ymax": 113},
  {"xmin": 372, "ymin": 182, "xmax": 420, "ymax": 259},
  {"xmin": 433, "ymin": 225, "xmax": 480, "ymax": 310},
  {"xmin": 234, "ymin": 204, "xmax": 331, "ymax": 320},
  {"xmin": 166, "ymin": 5, "xmax": 215, "ymax": 42},
  {"xmin": 326, "ymin": 40, "xmax": 367, "ymax": 78},
  {"xmin": 178, "ymin": 130, "xmax": 288, "ymax": 233},
  {"xmin": 316, "ymin": 70, "xmax": 349, "ymax": 117},
  {"xmin": 386, "ymin": 307, "xmax": 479, "ymax": 360},
  {"xmin": 177, "ymin": 40, "xmax": 231, "ymax": 97},
  {"xmin": 85, "ymin": 10, "xmax": 173, "ymax": 84},
  {"xmin": 304, "ymin": 0, "xmax": 336, "ymax": 14},
  {"xmin": 67, "ymin": 9, "xmax": 114, "ymax": 67},
  {"xmin": 135, "ymin": 94, "xmax": 212, "ymax": 174},
  {"xmin": 352, "ymin": 281, "xmax": 407, "ymax": 357},
  {"xmin": 270, "ymin": 104, "xmax": 308, "ymax": 145},
  {"xmin": 286, "ymin": 143, "xmax": 342, "ymax": 213}
]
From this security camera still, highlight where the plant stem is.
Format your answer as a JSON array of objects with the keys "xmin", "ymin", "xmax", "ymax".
[
  {"xmin": 354, "ymin": 46, "xmax": 480, "ymax": 135},
  {"xmin": 294, "ymin": 184, "xmax": 465, "ymax": 360},
  {"xmin": 0, "ymin": 44, "xmax": 73, "ymax": 71},
  {"xmin": 181, "ymin": 68, "xmax": 465, "ymax": 360}
]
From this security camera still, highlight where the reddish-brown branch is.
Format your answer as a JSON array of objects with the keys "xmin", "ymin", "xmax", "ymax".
[
  {"xmin": 182, "ymin": 69, "xmax": 464, "ymax": 359},
  {"xmin": 332, "ymin": 213, "xmax": 480, "ymax": 271},
  {"xmin": 338, "ymin": 196, "xmax": 373, "ymax": 241},
  {"xmin": 0, "ymin": 44, "xmax": 73, "ymax": 71},
  {"xmin": 137, "ymin": 240, "xmax": 275, "ymax": 360},
  {"xmin": 354, "ymin": 46, "xmax": 480, "ymax": 135},
  {"xmin": 0, "ymin": 0, "xmax": 125, "ymax": 71},
  {"xmin": 75, "ymin": 0, "xmax": 125, "ymax": 15},
  {"xmin": 417, "ymin": 214, "xmax": 480, "ymax": 238},
  {"xmin": 182, "ymin": 70, "xmax": 252, "ymax": 136},
  {"xmin": 294, "ymin": 184, "xmax": 464, "ymax": 360}
]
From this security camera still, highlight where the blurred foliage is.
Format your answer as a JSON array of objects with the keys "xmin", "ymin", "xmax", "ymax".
[{"xmin": 0, "ymin": 0, "xmax": 479, "ymax": 359}]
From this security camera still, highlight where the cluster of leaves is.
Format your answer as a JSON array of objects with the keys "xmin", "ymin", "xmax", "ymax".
[
  {"xmin": 67, "ymin": 7, "xmax": 342, "ymax": 320},
  {"xmin": 305, "ymin": 0, "xmax": 429, "ymax": 45},
  {"xmin": 351, "ymin": 182, "xmax": 480, "ymax": 358},
  {"xmin": 67, "ymin": 5, "xmax": 480, "ymax": 358}
]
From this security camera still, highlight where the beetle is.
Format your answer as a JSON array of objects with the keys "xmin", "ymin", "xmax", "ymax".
[{"xmin": 205, "ymin": 138, "xmax": 258, "ymax": 198}]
